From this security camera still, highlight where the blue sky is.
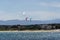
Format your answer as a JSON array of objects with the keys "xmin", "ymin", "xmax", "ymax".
[{"xmin": 0, "ymin": 0, "xmax": 60, "ymax": 20}]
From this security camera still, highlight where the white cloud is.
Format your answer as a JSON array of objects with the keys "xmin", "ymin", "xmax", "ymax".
[
  {"xmin": 0, "ymin": 11, "xmax": 60, "ymax": 20},
  {"xmin": 39, "ymin": 2, "xmax": 60, "ymax": 7},
  {"xmin": 0, "ymin": 11, "xmax": 20, "ymax": 20},
  {"xmin": 26, "ymin": 11, "xmax": 60, "ymax": 20}
]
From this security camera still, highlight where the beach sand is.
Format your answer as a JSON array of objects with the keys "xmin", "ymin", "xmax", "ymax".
[{"xmin": 0, "ymin": 30, "xmax": 60, "ymax": 32}]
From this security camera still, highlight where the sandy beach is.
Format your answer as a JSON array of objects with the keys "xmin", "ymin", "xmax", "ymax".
[{"xmin": 0, "ymin": 29, "xmax": 60, "ymax": 32}]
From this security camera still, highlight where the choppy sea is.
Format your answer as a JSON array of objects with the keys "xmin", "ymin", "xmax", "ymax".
[{"xmin": 0, "ymin": 32, "xmax": 60, "ymax": 40}]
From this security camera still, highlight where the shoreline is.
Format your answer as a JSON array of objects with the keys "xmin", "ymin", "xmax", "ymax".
[{"xmin": 0, "ymin": 30, "xmax": 60, "ymax": 32}]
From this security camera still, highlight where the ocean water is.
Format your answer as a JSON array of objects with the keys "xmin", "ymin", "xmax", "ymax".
[{"xmin": 0, "ymin": 32, "xmax": 60, "ymax": 40}]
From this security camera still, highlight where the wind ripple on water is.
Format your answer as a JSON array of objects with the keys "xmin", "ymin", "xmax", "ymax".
[{"xmin": 0, "ymin": 32, "xmax": 60, "ymax": 40}]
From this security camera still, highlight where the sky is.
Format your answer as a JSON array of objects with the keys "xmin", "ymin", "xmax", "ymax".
[{"xmin": 0, "ymin": 0, "xmax": 60, "ymax": 20}]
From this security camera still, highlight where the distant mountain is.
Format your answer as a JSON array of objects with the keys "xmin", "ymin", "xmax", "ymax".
[{"xmin": 0, "ymin": 19, "xmax": 60, "ymax": 25}]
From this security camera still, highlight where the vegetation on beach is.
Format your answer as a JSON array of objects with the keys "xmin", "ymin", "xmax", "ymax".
[{"xmin": 0, "ymin": 24, "xmax": 60, "ymax": 31}]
